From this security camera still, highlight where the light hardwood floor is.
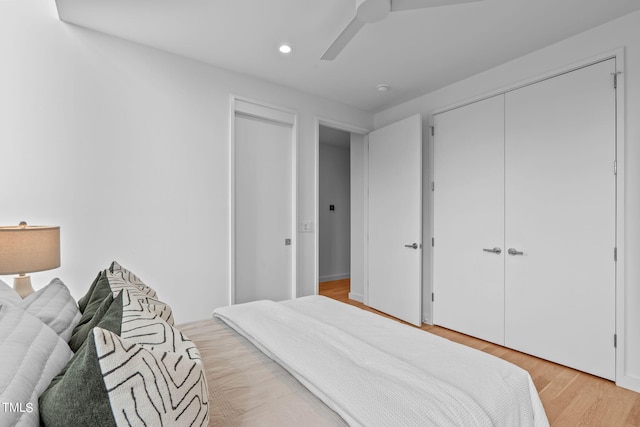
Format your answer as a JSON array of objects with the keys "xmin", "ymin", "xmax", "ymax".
[{"xmin": 319, "ymin": 279, "xmax": 640, "ymax": 426}]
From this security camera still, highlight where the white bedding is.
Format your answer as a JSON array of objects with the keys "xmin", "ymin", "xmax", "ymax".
[{"xmin": 214, "ymin": 296, "xmax": 549, "ymax": 427}]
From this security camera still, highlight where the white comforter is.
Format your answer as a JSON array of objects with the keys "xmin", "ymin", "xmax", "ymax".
[{"xmin": 214, "ymin": 296, "xmax": 548, "ymax": 427}]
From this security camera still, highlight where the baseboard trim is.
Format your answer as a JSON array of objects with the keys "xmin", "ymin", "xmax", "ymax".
[
  {"xmin": 319, "ymin": 273, "xmax": 350, "ymax": 283},
  {"xmin": 617, "ymin": 374, "xmax": 640, "ymax": 394},
  {"xmin": 348, "ymin": 292, "xmax": 363, "ymax": 302}
]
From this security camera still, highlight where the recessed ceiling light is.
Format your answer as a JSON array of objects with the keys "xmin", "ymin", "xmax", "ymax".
[
  {"xmin": 279, "ymin": 44, "xmax": 292, "ymax": 54},
  {"xmin": 376, "ymin": 84, "xmax": 390, "ymax": 92}
]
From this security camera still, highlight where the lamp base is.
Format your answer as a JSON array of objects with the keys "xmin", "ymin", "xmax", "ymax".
[{"xmin": 14, "ymin": 275, "xmax": 35, "ymax": 298}]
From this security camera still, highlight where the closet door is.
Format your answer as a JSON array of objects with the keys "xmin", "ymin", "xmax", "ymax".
[
  {"xmin": 433, "ymin": 95, "xmax": 505, "ymax": 345},
  {"xmin": 504, "ymin": 59, "xmax": 616, "ymax": 379}
]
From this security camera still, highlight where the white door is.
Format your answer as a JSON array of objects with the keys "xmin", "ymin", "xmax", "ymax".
[
  {"xmin": 368, "ymin": 114, "xmax": 422, "ymax": 326},
  {"xmin": 504, "ymin": 59, "xmax": 616, "ymax": 379},
  {"xmin": 433, "ymin": 95, "xmax": 506, "ymax": 345},
  {"xmin": 234, "ymin": 109, "xmax": 294, "ymax": 304}
]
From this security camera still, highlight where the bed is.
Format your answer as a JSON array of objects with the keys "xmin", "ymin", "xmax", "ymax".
[
  {"xmin": 0, "ymin": 262, "xmax": 549, "ymax": 426},
  {"xmin": 181, "ymin": 295, "xmax": 549, "ymax": 427}
]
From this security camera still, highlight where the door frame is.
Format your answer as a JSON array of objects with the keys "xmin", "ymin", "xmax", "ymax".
[
  {"xmin": 229, "ymin": 95, "xmax": 298, "ymax": 305},
  {"xmin": 429, "ymin": 48, "xmax": 629, "ymax": 389},
  {"xmin": 313, "ymin": 117, "xmax": 370, "ymax": 299}
]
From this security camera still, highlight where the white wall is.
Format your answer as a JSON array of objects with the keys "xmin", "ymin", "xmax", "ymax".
[
  {"xmin": 0, "ymin": 0, "xmax": 372, "ymax": 323},
  {"xmin": 349, "ymin": 133, "xmax": 366, "ymax": 302},
  {"xmin": 374, "ymin": 10, "xmax": 640, "ymax": 391},
  {"xmin": 319, "ymin": 143, "xmax": 350, "ymax": 282}
]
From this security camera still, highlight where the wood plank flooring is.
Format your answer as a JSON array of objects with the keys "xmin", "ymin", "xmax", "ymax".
[{"xmin": 319, "ymin": 279, "xmax": 640, "ymax": 426}]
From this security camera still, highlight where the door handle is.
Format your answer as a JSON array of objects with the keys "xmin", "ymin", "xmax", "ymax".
[
  {"xmin": 404, "ymin": 243, "xmax": 418, "ymax": 249},
  {"xmin": 508, "ymin": 248, "xmax": 524, "ymax": 256},
  {"xmin": 482, "ymin": 247, "xmax": 502, "ymax": 255}
]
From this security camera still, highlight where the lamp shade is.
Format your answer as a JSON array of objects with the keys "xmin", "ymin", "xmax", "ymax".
[{"xmin": 0, "ymin": 225, "xmax": 60, "ymax": 275}]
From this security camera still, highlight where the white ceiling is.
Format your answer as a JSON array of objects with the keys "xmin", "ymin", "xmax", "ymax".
[{"xmin": 55, "ymin": 0, "xmax": 640, "ymax": 113}]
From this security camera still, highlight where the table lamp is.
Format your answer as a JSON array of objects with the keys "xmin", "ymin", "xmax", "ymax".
[{"xmin": 0, "ymin": 221, "xmax": 60, "ymax": 298}]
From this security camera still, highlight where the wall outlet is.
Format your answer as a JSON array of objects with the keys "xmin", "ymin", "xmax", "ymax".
[{"xmin": 300, "ymin": 221, "xmax": 314, "ymax": 233}]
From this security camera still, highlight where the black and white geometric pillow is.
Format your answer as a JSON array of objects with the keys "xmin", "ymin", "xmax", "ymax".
[
  {"xmin": 107, "ymin": 266, "xmax": 158, "ymax": 299},
  {"xmin": 39, "ymin": 325, "xmax": 209, "ymax": 427},
  {"xmin": 119, "ymin": 288, "xmax": 180, "ymax": 348},
  {"xmin": 96, "ymin": 327, "xmax": 209, "ymax": 427},
  {"xmin": 109, "ymin": 260, "xmax": 146, "ymax": 285},
  {"xmin": 116, "ymin": 278, "xmax": 174, "ymax": 326}
]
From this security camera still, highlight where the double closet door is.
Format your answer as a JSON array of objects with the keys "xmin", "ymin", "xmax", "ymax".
[{"xmin": 433, "ymin": 59, "xmax": 616, "ymax": 380}]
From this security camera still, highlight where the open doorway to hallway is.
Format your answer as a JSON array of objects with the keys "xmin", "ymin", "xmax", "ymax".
[{"xmin": 319, "ymin": 125, "xmax": 351, "ymax": 284}]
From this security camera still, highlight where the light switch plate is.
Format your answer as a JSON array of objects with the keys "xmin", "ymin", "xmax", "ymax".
[{"xmin": 300, "ymin": 221, "xmax": 314, "ymax": 233}]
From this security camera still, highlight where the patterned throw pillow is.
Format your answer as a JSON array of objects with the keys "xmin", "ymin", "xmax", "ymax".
[
  {"xmin": 108, "ymin": 261, "xmax": 157, "ymax": 298},
  {"xmin": 0, "ymin": 304, "xmax": 73, "ymax": 427},
  {"xmin": 39, "ymin": 325, "xmax": 209, "ymax": 427},
  {"xmin": 71, "ymin": 287, "xmax": 176, "ymax": 352},
  {"xmin": 118, "ymin": 288, "xmax": 177, "ymax": 345},
  {"xmin": 43, "ymin": 263, "xmax": 207, "ymax": 426},
  {"xmin": 78, "ymin": 262, "xmax": 157, "ymax": 314},
  {"xmin": 106, "ymin": 266, "xmax": 174, "ymax": 326},
  {"xmin": 70, "ymin": 263, "xmax": 173, "ymax": 352},
  {"xmin": 97, "ymin": 328, "xmax": 208, "ymax": 426}
]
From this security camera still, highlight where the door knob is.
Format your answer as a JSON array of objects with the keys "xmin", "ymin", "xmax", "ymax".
[
  {"xmin": 404, "ymin": 243, "xmax": 418, "ymax": 249},
  {"xmin": 508, "ymin": 248, "xmax": 524, "ymax": 256},
  {"xmin": 482, "ymin": 247, "xmax": 502, "ymax": 254}
]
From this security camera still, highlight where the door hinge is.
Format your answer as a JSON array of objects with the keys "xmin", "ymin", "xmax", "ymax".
[
  {"xmin": 614, "ymin": 247, "xmax": 617, "ymax": 262},
  {"xmin": 612, "ymin": 71, "xmax": 622, "ymax": 89},
  {"xmin": 431, "ymin": 126, "xmax": 435, "ymax": 136},
  {"xmin": 614, "ymin": 334, "xmax": 617, "ymax": 348},
  {"xmin": 431, "ymin": 182, "xmax": 435, "ymax": 191},
  {"xmin": 431, "ymin": 237, "xmax": 434, "ymax": 247},
  {"xmin": 432, "ymin": 292, "xmax": 434, "ymax": 302},
  {"xmin": 614, "ymin": 160, "xmax": 617, "ymax": 175}
]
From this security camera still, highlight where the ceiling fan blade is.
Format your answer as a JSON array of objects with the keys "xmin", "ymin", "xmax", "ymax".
[
  {"xmin": 391, "ymin": 0, "xmax": 481, "ymax": 12},
  {"xmin": 321, "ymin": 17, "xmax": 366, "ymax": 61}
]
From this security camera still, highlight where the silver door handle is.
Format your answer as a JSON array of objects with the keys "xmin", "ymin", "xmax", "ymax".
[
  {"xmin": 404, "ymin": 243, "xmax": 418, "ymax": 249},
  {"xmin": 508, "ymin": 248, "xmax": 524, "ymax": 256},
  {"xmin": 482, "ymin": 247, "xmax": 502, "ymax": 254}
]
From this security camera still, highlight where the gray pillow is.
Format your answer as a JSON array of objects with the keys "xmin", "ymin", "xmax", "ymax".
[
  {"xmin": 17, "ymin": 278, "xmax": 82, "ymax": 342},
  {"xmin": 69, "ymin": 289, "xmax": 132, "ymax": 353},
  {"xmin": 0, "ymin": 304, "xmax": 73, "ymax": 427}
]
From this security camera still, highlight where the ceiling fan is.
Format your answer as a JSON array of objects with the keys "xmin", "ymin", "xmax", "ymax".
[{"xmin": 321, "ymin": 0, "xmax": 482, "ymax": 60}]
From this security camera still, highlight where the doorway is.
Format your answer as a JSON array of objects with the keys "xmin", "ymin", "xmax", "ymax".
[
  {"xmin": 319, "ymin": 125, "xmax": 351, "ymax": 285},
  {"xmin": 315, "ymin": 116, "xmax": 422, "ymax": 327}
]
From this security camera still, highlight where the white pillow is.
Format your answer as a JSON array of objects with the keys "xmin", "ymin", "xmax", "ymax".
[
  {"xmin": 17, "ymin": 278, "xmax": 82, "ymax": 342},
  {"xmin": 0, "ymin": 304, "xmax": 73, "ymax": 427}
]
